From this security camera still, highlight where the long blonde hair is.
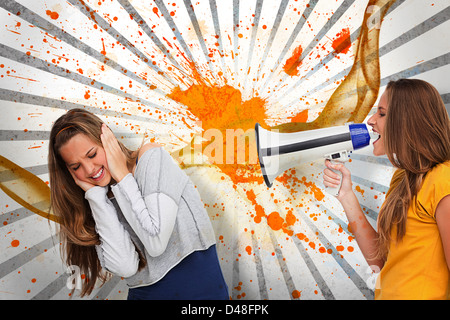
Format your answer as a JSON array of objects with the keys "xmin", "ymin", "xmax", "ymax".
[
  {"xmin": 376, "ymin": 79, "xmax": 450, "ymax": 261},
  {"xmin": 48, "ymin": 108, "xmax": 145, "ymax": 297}
]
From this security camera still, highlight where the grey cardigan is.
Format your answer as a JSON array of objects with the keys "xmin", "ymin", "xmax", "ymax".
[{"xmin": 84, "ymin": 147, "xmax": 216, "ymax": 288}]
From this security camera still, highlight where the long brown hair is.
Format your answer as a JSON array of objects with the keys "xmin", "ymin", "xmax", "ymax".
[
  {"xmin": 376, "ymin": 79, "xmax": 450, "ymax": 261},
  {"xmin": 48, "ymin": 108, "xmax": 145, "ymax": 297}
]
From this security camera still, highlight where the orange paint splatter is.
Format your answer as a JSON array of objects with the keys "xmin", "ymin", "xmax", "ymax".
[
  {"xmin": 332, "ymin": 28, "xmax": 351, "ymax": 55},
  {"xmin": 152, "ymin": 7, "xmax": 160, "ymax": 17},
  {"xmin": 289, "ymin": 109, "xmax": 308, "ymax": 123},
  {"xmin": 11, "ymin": 239, "xmax": 20, "ymax": 247},
  {"xmin": 355, "ymin": 185, "xmax": 365, "ymax": 195},
  {"xmin": 245, "ymin": 246, "xmax": 252, "ymax": 255},
  {"xmin": 246, "ymin": 190, "xmax": 266, "ymax": 224},
  {"xmin": 285, "ymin": 210, "xmax": 296, "ymax": 226},
  {"xmin": 292, "ymin": 290, "xmax": 301, "ymax": 299},
  {"xmin": 276, "ymin": 170, "xmax": 325, "ymax": 202},
  {"xmin": 100, "ymin": 38, "xmax": 106, "ymax": 55},
  {"xmin": 267, "ymin": 212, "xmax": 284, "ymax": 231},
  {"xmin": 46, "ymin": 10, "xmax": 59, "ymax": 20},
  {"xmin": 168, "ymin": 77, "xmax": 267, "ymax": 185},
  {"xmin": 283, "ymin": 45, "xmax": 303, "ymax": 76}
]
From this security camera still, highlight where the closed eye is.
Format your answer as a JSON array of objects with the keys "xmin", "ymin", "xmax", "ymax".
[{"xmin": 378, "ymin": 107, "xmax": 386, "ymax": 117}]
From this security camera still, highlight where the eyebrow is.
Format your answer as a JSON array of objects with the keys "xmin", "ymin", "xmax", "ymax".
[{"xmin": 67, "ymin": 147, "xmax": 96, "ymax": 167}]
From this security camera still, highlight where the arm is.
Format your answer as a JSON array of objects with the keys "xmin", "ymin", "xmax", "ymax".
[
  {"xmin": 100, "ymin": 125, "xmax": 188, "ymax": 257},
  {"xmin": 324, "ymin": 160, "xmax": 384, "ymax": 270},
  {"xmin": 436, "ymin": 195, "xmax": 450, "ymax": 271},
  {"xmin": 85, "ymin": 186, "xmax": 139, "ymax": 278},
  {"xmin": 110, "ymin": 147, "xmax": 188, "ymax": 257}
]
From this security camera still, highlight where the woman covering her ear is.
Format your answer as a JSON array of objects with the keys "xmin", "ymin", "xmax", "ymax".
[
  {"xmin": 48, "ymin": 109, "xmax": 229, "ymax": 300},
  {"xmin": 323, "ymin": 79, "xmax": 450, "ymax": 299}
]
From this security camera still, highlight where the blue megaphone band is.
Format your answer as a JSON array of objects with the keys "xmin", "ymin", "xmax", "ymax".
[{"xmin": 349, "ymin": 123, "xmax": 370, "ymax": 150}]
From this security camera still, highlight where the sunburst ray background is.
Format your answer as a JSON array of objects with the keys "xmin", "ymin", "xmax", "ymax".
[{"xmin": 0, "ymin": 0, "xmax": 449, "ymax": 300}]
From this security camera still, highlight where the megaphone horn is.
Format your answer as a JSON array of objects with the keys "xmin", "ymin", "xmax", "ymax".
[{"xmin": 255, "ymin": 123, "xmax": 373, "ymax": 195}]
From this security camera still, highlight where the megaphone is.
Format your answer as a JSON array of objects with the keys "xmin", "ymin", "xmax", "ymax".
[{"xmin": 255, "ymin": 123, "xmax": 375, "ymax": 196}]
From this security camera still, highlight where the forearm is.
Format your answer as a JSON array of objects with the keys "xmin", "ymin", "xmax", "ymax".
[
  {"xmin": 111, "ymin": 173, "xmax": 178, "ymax": 257},
  {"xmin": 340, "ymin": 192, "xmax": 384, "ymax": 270},
  {"xmin": 85, "ymin": 186, "xmax": 139, "ymax": 277}
]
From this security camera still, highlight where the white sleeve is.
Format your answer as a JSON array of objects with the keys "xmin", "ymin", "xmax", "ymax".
[
  {"xmin": 85, "ymin": 186, "xmax": 139, "ymax": 278},
  {"xmin": 110, "ymin": 173, "xmax": 178, "ymax": 257}
]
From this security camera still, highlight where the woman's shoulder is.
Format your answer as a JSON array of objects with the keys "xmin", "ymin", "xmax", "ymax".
[
  {"xmin": 427, "ymin": 160, "xmax": 450, "ymax": 181},
  {"xmin": 137, "ymin": 143, "xmax": 162, "ymax": 161}
]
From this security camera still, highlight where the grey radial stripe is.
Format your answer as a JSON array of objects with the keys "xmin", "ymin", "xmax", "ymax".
[
  {"xmin": 208, "ymin": 0, "xmax": 227, "ymax": 74},
  {"xmin": 381, "ymin": 52, "xmax": 450, "ymax": 86},
  {"xmin": 0, "ymin": 88, "xmax": 162, "ymax": 125},
  {"xmin": 300, "ymin": 4, "xmax": 448, "ymax": 97},
  {"xmin": 231, "ymin": 208, "xmax": 240, "ymax": 299},
  {"xmin": 0, "ymin": 235, "xmax": 59, "ymax": 279},
  {"xmin": 285, "ymin": 0, "xmax": 407, "ymax": 94},
  {"xmin": 242, "ymin": 0, "xmax": 263, "ymax": 88},
  {"xmin": 183, "ymin": 0, "xmax": 215, "ymax": 73},
  {"xmin": 0, "ymin": 0, "xmax": 163, "ymax": 94},
  {"xmin": 268, "ymin": 229, "xmax": 298, "ymax": 299},
  {"xmin": 442, "ymin": 93, "xmax": 450, "ymax": 104},
  {"xmin": 261, "ymin": 0, "xmax": 319, "ymax": 89},
  {"xmin": 67, "ymin": 0, "xmax": 176, "ymax": 86},
  {"xmin": 301, "ymin": 215, "xmax": 374, "ymax": 299},
  {"xmin": 380, "ymin": 5, "xmax": 450, "ymax": 56},
  {"xmin": 153, "ymin": 0, "xmax": 202, "ymax": 76},
  {"xmin": 233, "ymin": 0, "xmax": 240, "ymax": 75},
  {"xmin": 318, "ymin": 204, "xmax": 352, "ymax": 235},
  {"xmin": 262, "ymin": 0, "xmax": 355, "ymax": 91},
  {"xmin": 267, "ymin": 0, "xmax": 406, "ymax": 98},
  {"xmin": 31, "ymin": 273, "xmax": 69, "ymax": 300},
  {"xmin": 349, "ymin": 153, "xmax": 393, "ymax": 167},
  {"xmin": 0, "ymin": 43, "xmax": 172, "ymax": 115},
  {"xmin": 251, "ymin": 230, "xmax": 269, "ymax": 300},
  {"xmin": 0, "ymin": 130, "xmax": 141, "ymax": 141},
  {"xmin": 0, "ymin": 164, "xmax": 48, "ymax": 183},
  {"xmin": 117, "ymin": 0, "xmax": 186, "ymax": 74},
  {"xmin": 286, "ymin": 51, "xmax": 450, "ymax": 111},
  {"xmin": 294, "ymin": 0, "xmax": 356, "ymax": 63},
  {"xmin": 351, "ymin": 175, "xmax": 390, "ymax": 194},
  {"xmin": 0, "ymin": 205, "xmax": 39, "ymax": 229},
  {"xmin": 360, "ymin": 204, "xmax": 379, "ymax": 223},
  {"xmin": 291, "ymin": 233, "xmax": 335, "ymax": 299},
  {"xmin": 255, "ymin": 0, "xmax": 289, "ymax": 82},
  {"xmin": 91, "ymin": 275, "xmax": 123, "ymax": 300}
]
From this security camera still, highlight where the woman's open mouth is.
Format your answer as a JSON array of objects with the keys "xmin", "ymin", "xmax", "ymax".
[
  {"xmin": 370, "ymin": 130, "xmax": 381, "ymax": 145},
  {"xmin": 90, "ymin": 166, "xmax": 105, "ymax": 181}
]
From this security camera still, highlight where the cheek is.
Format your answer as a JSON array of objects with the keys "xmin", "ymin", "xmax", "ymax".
[
  {"xmin": 72, "ymin": 169, "xmax": 87, "ymax": 181},
  {"xmin": 97, "ymin": 150, "xmax": 108, "ymax": 166}
]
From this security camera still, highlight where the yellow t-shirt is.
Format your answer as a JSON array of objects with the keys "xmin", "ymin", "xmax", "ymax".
[{"xmin": 375, "ymin": 161, "xmax": 450, "ymax": 300}]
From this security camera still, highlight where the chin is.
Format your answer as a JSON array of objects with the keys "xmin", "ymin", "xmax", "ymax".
[
  {"xmin": 372, "ymin": 148, "xmax": 386, "ymax": 157},
  {"xmin": 99, "ymin": 175, "xmax": 112, "ymax": 187}
]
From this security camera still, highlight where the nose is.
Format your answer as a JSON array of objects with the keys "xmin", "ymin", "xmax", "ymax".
[
  {"xmin": 83, "ymin": 161, "xmax": 96, "ymax": 177},
  {"xmin": 367, "ymin": 113, "xmax": 376, "ymax": 126}
]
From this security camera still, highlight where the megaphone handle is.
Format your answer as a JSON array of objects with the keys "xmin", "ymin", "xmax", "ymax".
[{"xmin": 326, "ymin": 161, "xmax": 343, "ymax": 197}]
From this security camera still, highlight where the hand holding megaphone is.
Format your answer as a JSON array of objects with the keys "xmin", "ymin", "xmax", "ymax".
[{"xmin": 323, "ymin": 159, "xmax": 353, "ymax": 199}]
